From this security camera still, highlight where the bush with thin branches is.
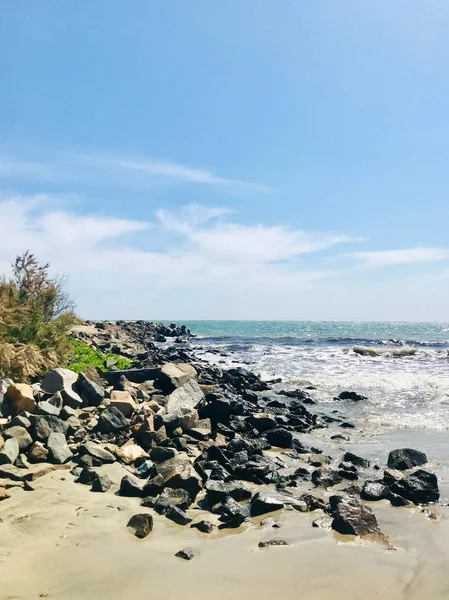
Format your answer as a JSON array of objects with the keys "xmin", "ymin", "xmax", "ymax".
[{"xmin": 0, "ymin": 251, "xmax": 79, "ymax": 380}]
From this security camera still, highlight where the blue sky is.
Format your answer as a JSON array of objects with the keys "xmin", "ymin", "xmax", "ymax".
[{"xmin": 1, "ymin": 1, "xmax": 449, "ymax": 320}]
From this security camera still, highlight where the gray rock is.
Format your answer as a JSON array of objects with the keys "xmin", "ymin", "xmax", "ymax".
[
  {"xmin": 205, "ymin": 480, "xmax": 252, "ymax": 504},
  {"xmin": 91, "ymin": 474, "xmax": 112, "ymax": 493},
  {"xmin": 165, "ymin": 379, "xmax": 204, "ymax": 414},
  {"xmin": 4, "ymin": 426, "xmax": 33, "ymax": 450},
  {"xmin": 97, "ymin": 406, "xmax": 129, "ymax": 433},
  {"xmin": 265, "ymin": 428, "xmax": 293, "ymax": 448},
  {"xmin": 37, "ymin": 400, "xmax": 61, "ymax": 417},
  {"xmin": 330, "ymin": 495, "xmax": 383, "ymax": 537},
  {"xmin": 157, "ymin": 363, "xmax": 197, "ymax": 393},
  {"xmin": 41, "ymin": 368, "xmax": 78, "ymax": 394},
  {"xmin": 78, "ymin": 441, "xmax": 116, "ymax": 464},
  {"xmin": 61, "ymin": 388, "xmax": 83, "ymax": 409},
  {"xmin": 47, "ymin": 433, "xmax": 73, "ymax": 464},
  {"xmin": 387, "ymin": 448, "xmax": 428, "ymax": 471},
  {"xmin": 361, "ymin": 481, "xmax": 391, "ymax": 501},
  {"xmin": 31, "ymin": 415, "xmax": 69, "ymax": 442},
  {"xmin": 163, "ymin": 463, "xmax": 203, "ymax": 500},
  {"xmin": 165, "ymin": 505, "xmax": 192, "ymax": 526},
  {"xmin": 60, "ymin": 406, "xmax": 78, "ymax": 420},
  {"xmin": 343, "ymin": 452, "xmax": 370, "ymax": 468},
  {"xmin": 312, "ymin": 516, "xmax": 333, "ymax": 528},
  {"xmin": 150, "ymin": 446, "xmax": 177, "ymax": 463},
  {"xmin": 250, "ymin": 492, "xmax": 284, "ymax": 517},
  {"xmin": 7, "ymin": 415, "xmax": 31, "ymax": 429},
  {"xmin": 120, "ymin": 474, "xmax": 145, "ymax": 497},
  {"xmin": 0, "ymin": 438, "xmax": 20, "ymax": 465},
  {"xmin": 312, "ymin": 467, "xmax": 343, "ymax": 488},
  {"xmin": 175, "ymin": 548, "xmax": 194, "ymax": 560},
  {"xmin": 76, "ymin": 372, "xmax": 105, "ymax": 406},
  {"xmin": 154, "ymin": 488, "xmax": 192, "ymax": 513}
]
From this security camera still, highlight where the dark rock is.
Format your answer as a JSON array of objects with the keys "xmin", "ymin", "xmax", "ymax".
[
  {"xmin": 217, "ymin": 496, "xmax": 250, "ymax": 522},
  {"xmin": 218, "ymin": 517, "xmax": 249, "ymax": 530},
  {"xmin": 330, "ymin": 495, "xmax": 383, "ymax": 537},
  {"xmin": 389, "ymin": 493, "xmax": 411, "ymax": 507},
  {"xmin": 361, "ymin": 481, "xmax": 391, "ymax": 501},
  {"xmin": 331, "ymin": 434, "xmax": 349, "ymax": 441},
  {"xmin": 154, "ymin": 488, "xmax": 192, "ymax": 513},
  {"xmin": 97, "ymin": 406, "xmax": 129, "ymax": 433},
  {"xmin": 150, "ymin": 446, "xmax": 177, "ymax": 463},
  {"xmin": 191, "ymin": 520, "xmax": 215, "ymax": 534},
  {"xmin": 127, "ymin": 513, "xmax": 153, "ymax": 538},
  {"xmin": 265, "ymin": 428, "xmax": 293, "ymax": 448},
  {"xmin": 36, "ymin": 400, "xmax": 61, "ymax": 417},
  {"xmin": 209, "ymin": 464, "xmax": 233, "ymax": 482},
  {"xmin": 76, "ymin": 467, "xmax": 98, "ymax": 485},
  {"xmin": 76, "ymin": 372, "xmax": 105, "ymax": 406},
  {"xmin": 258, "ymin": 539, "xmax": 288, "ymax": 547},
  {"xmin": 199, "ymin": 394, "xmax": 231, "ymax": 426},
  {"xmin": 4, "ymin": 426, "xmax": 33, "ymax": 451},
  {"xmin": 312, "ymin": 467, "xmax": 343, "ymax": 488},
  {"xmin": 246, "ymin": 414, "xmax": 277, "ymax": 433},
  {"xmin": 250, "ymin": 492, "xmax": 284, "ymax": 517},
  {"xmin": 91, "ymin": 474, "xmax": 112, "ymax": 493},
  {"xmin": 163, "ymin": 463, "xmax": 203, "ymax": 500},
  {"xmin": 343, "ymin": 452, "xmax": 370, "ymax": 468},
  {"xmin": 205, "ymin": 480, "xmax": 252, "ymax": 504},
  {"xmin": 120, "ymin": 474, "xmax": 145, "ymax": 497},
  {"xmin": 175, "ymin": 548, "xmax": 194, "ymax": 560},
  {"xmin": 390, "ymin": 470, "xmax": 439, "ymax": 504},
  {"xmin": 165, "ymin": 505, "xmax": 192, "ymax": 526},
  {"xmin": 142, "ymin": 474, "xmax": 164, "ymax": 497},
  {"xmin": 387, "ymin": 448, "xmax": 428, "ymax": 471},
  {"xmin": 336, "ymin": 391, "xmax": 367, "ymax": 402},
  {"xmin": 31, "ymin": 415, "xmax": 69, "ymax": 442}
]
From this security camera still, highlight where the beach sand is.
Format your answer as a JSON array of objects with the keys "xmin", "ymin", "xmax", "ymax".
[{"xmin": 1, "ymin": 463, "xmax": 448, "ymax": 600}]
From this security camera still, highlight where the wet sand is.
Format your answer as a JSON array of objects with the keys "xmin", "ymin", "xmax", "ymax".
[{"xmin": 1, "ymin": 463, "xmax": 449, "ymax": 600}]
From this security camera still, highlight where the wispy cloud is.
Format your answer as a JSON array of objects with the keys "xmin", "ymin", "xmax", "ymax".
[{"xmin": 351, "ymin": 247, "xmax": 449, "ymax": 267}]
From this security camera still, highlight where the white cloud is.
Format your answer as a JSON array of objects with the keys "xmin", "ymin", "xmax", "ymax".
[
  {"xmin": 0, "ymin": 196, "xmax": 348, "ymax": 318},
  {"xmin": 351, "ymin": 247, "xmax": 449, "ymax": 267}
]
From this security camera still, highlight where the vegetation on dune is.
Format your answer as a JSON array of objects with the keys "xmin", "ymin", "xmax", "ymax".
[
  {"xmin": 0, "ymin": 251, "xmax": 80, "ymax": 380},
  {"xmin": 64, "ymin": 338, "xmax": 132, "ymax": 373}
]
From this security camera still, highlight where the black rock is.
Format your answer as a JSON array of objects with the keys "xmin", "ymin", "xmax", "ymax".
[
  {"xmin": 127, "ymin": 513, "xmax": 153, "ymax": 538},
  {"xmin": 205, "ymin": 480, "xmax": 252, "ymax": 504},
  {"xmin": 210, "ymin": 464, "xmax": 234, "ymax": 482},
  {"xmin": 120, "ymin": 474, "xmax": 145, "ymax": 497},
  {"xmin": 150, "ymin": 446, "xmax": 177, "ymax": 463},
  {"xmin": 217, "ymin": 496, "xmax": 250, "ymax": 522},
  {"xmin": 387, "ymin": 448, "xmax": 428, "ymax": 471},
  {"xmin": 336, "ymin": 391, "xmax": 367, "ymax": 402},
  {"xmin": 389, "ymin": 493, "xmax": 410, "ymax": 507},
  {"xmin": 265, "ymin": 428, "xmax": 293, "ymax": 449},
  {"xmin": 175, "ymin": 548, "xmax": 194, "ymax": 560},
  {"xmin": 312, "ymin": 467, "xmax": 343, "ymax": 488},
  {"xmin": 154, "ymin": 488, "xmax": 192, "ymax": 514},
  {"xmin": 76, "ymin": 467, "xmax": 98, "ymax": 485},
  {"xmin": 258, "ymin": 539, "xmax": 288, "ymax": 547},
  {"xmin": 142, "ymin": 474, "xmax": 165, "ymax": 497},
  {"xmin": 31, "ymin": 415, "xmax": 69, "ymax": 442},
  {"xmin": 76, "ymin": 372, "xmax": 105, "ymax": 407},
  {"xmin": 191, "ymin": 520, "xmax": 215, "ymax": 534},
  {"xmin": 343, "ymin": 452, "xmax": 370, "ymax": 468},
  {"xmin": 250, "ymin": 492, "xmax": 284, "ymax": 517},
  {"xmin": 390, "ymin": 469, "xmax": 439, "ymax": 504},
  {"xmin": 361, "ymin": 481, "xmax": 391, "ymax": 501},
  {"xmin": 91, "ymin": 474, "xmax": 112, "ymax": 493},
  {"xmin": 97, "ymin": 407, "xmax": 129, "ymax": 433},
  {"xmin": 330, "ymin": 495, "xmax": 383, "ymax": 537},
  {"xmin": 165, "ymin": 505, "xmax": 192, "ymax": 526}
]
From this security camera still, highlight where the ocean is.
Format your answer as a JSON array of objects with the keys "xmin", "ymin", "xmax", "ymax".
[{"xmin": 171, "ymin": 321, "xmax": 449, "ymax": 487}]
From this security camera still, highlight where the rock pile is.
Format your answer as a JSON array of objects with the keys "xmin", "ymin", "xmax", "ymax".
[{"xmin": 0, "ymin": 321, "xmax": 441, "ymax": 546}]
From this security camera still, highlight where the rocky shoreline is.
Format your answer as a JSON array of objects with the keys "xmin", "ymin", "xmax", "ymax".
[{"xmin": 0, "ymin": 321, "xmax": 441, "ymax": 558}]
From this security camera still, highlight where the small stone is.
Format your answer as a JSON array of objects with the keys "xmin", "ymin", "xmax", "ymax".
[
  {"xmin": 91, "ymin": 474, "xmax": 112, "ymax": 493},
  {"xmin": 127, "ymin": 513, "xmax": 153, "ymax": 538},
  {"xmin": 175, "ymin": 548, "xmax": 194, "ymax": 561},
  {"xmin": 343, "ymin": 452, "xmax": 370, "ymax": 468},
  {"xmin": 76, "ymin": 467, "xmax": 98, "ymax": 485},
  {"xmin": 361, "ymin": 481, "xmax": 391, "ymax": 501},
  {"xmin": 258, "ymin": 539, "xmax": 288, "ymax": 547}
]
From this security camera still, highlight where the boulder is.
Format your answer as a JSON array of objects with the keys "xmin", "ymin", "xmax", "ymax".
[
  {"xmin": 205, "ymin": 480, "xmax": 252, "ymax": 504},
  {"xmin": 361, "ymin": 481, "xmax": 391, "ymax": 501},
  {"xmin": 47, "ymin": 433, "xmax": 72, "ymax": 464},
  {"xmin": 27, "ymin": 441, "xmax": 49, "ymax": 463},
  {"xmin": 61, "ymin": 388, "xmax": 83, "ymax": 409},
  {"xmin": 31, "ymin": 415, "xmax": 69, "ymax": 442},
  {"xmin": 0, "ymin": 438, "xmax": 19, "ymax": 465},
  {"xmin": 246, "ymin": 414, "xmax": 277, "ymax": 433},
  {"xmin": 127, "ymin": 513, "xmax": 153, "ymax": 539},
  {"xmin": 335, "ymin": 391, "xmax": 367, "ymax": 402},
  {"xmin": 91, "ymin": 474, "xmax": 112, "ymax": 493},
  {"xmin": 116, "ymin": 443, "xmax": 149, "ymax": 465},
  {"xmin": 157, "ymin": 363, "xmax": 197, "ymax": 393},
  {"xmin": 170, "ymin": 405, "xmax": 199, "ymax": 432},
  {"xmin": 120, "ymin": 474, "xmax": 146, "ymax": 497},
  {"xmin": 97, "ymin": 406, "xmax": 129, "ymax": 433},
  {"xmin": 36, "ymin": 401, "xmax": 61, "ymax": 417},
  {"xmin": 312, "ymin": 467, "xmax": 343, "ymax": 488},
  {"xmin": 390, "ymin": 470, "xmax": 439, "ymax": 504},
  {"xmin": 250, "ymin": 492, "xmax": 284, "ymax": 517},
  {"xmin": 265, "ymin": 428, "xmax": 293, "ymax": 448},
  {"xmin": 109, "ymin": 390, "xmax": 137, "ymax": 417},
  {"xmin": 199, "ymin": 394, "xmax": 231, "ymax": 425},
  {"xmin": 4, "ymin": 426, "xmax": 33, "ymax": 451},
  {"xmin": 218, "ymin": 496, "xmax": 250, "ymax": 522},
  {"xmin": 342, "ymin": 452, "xmax": 370, "ymax": 468},
  {"xmin": 76, "ymin": 373, "xmax": 105, "ymax": 407},
  {"xmin": 4, "ymin": 384, "xmax": 36, "ymax": 416},
  {"xmin": 165, "ymin": 505, "xmax": 192, "ymax": 526},
  {"xmin": 163, "ymin": 463, "xmax": 203, "ymax": 500},
  {"xmin": 41, "ymin": 368, "xmax": 78, "ymax": 394},
  {"xmin": 330, "ymin": 495, "xmax": 383, "ymax": 537},
  {"xmin": 78, "ymin": 441, "xmax": 116, "ymax": 464},
  {"xmin": 165, "ymin": 379, "xmax": 204, "ymax": 414},
  {"xmin": 387, "ymin": 448, "xmax": 428, "ymax": 471}
]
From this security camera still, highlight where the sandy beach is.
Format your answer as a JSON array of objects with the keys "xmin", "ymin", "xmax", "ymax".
[{"xmin": 1, "ymin": 460, "xmax": 448, "ymax": 600}]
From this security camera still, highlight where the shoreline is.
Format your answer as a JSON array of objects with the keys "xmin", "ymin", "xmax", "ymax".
[{"xmin": 0, "ymin": 320, "xmax": 448, "ymax": 599}]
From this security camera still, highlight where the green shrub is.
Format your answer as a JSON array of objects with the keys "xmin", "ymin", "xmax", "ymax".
[{"xmin": 64, "ymin": 338, "xmax": 133, "ymax": 373}]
